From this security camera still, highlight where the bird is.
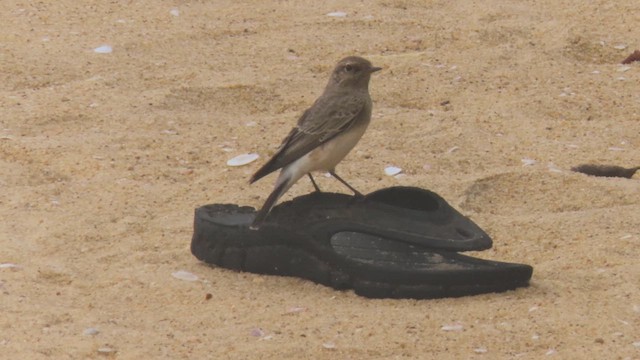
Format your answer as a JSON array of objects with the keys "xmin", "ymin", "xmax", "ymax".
[{"xmin": 249, "ymin": 56, "xmax": 381, "ymax": 229}]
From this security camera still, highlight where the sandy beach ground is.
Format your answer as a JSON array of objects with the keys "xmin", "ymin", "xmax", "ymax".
[{"xmin": 1, "ymin": 1, "xmax": 639, "ymax": 358}]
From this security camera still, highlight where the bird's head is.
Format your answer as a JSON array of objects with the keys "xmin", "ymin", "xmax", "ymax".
[{"xmin": 329, "ymin": 56, "xmax": 382, "ymax": 89}]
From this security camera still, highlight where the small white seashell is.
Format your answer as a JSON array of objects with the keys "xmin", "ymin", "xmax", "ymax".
[
  {"xmin": 547, "ymin": 163, "xmax": 562, "ymax": 173},
  {"xmin": 0, "ymin": 263, "xmax": 18, "ymax": 269},
  {"xmin": 613, "ymin": 44, "xmax": 628, "ymax": 50},
  {"xmin": 97, "ymin": 346, "xmax": 116, "ymax": 354},
  {"xmin": 93, "ymin": 45, "xmax": 113, "ymax": 54},
  {"xmin": 170, "ymin": 8, "xmax": 180, "ymax": 16},
  {"xmin": 322, "ymin": 342, "xmax": 336, "ymax": 349},
  {"xmin": 245, "ymin": 121, "xmax": 257, "ymax": 127},
  {"xmin": 619, "ymin": 234, "xmax": 632, "ymax": 240},
  {"xmin": 545, "ymin": 349, "xmax": 556, "ymax": 356},
  {"xmin": 474, "ymin": 347, "xmax": 487, "ymax": 354},
  {"xmin": 521, "ymin": 158, "xmax": 536, "ymax": 166},
  {"xmin": 532, "ymin": 334, "xmax": 540, "ymax": 340},
  {"xmin": 250, "ymin": 328, "xmax": 265, "ymax": 337},
  {"xmin": 326, "ymin": 11, "xmax": 347, "ymax": 17},
  {"xmin": 83, "ymin": 327, "xmax": 99, "ymax": 336},
  {"xmin": 617, "ymin": 77, "xmax": 626, "ymax": 81},
  {"xmin": 384, "ymin": 166, "xmax": 402, "ymax": 176},
  {"xmin": 171, "ymin": 270, "xmax": 198, "ymax": 282},
  {"xmin": 441, "ymin": 323, "xmax": 463, "ymax": 331},
  {"xmin": 617, "ymin": 66, "xmax": 631, "ymax": 72},
  {"xmin": 227, "ymin": 153, "xmax": 259, "ymax": 167},
  {"xmin": 591, "ymin": 70, "xmax": 600, "ymax": 74},
  {"xmin": 446, "ymin": 146, "xmax": 459, "ymax": 153},
  {"xmin": 529, "ymin": 306, "xmax": 539, "ymax": 312},
  {"xmin": 608, "ymin": 147, "xmax": 624, "ymax": 151},
  {"xmin": 633, "ymin": 341, "xmax": 640, "ymax": 348},
  {"xmin": 286, "ymin": 306, "xmax": 306, "ymax": 314}
]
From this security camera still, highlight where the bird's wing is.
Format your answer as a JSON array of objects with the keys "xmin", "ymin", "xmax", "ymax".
[{"xmin": 250, "ymin": 92, "xmax": 365, "ymax": 183}]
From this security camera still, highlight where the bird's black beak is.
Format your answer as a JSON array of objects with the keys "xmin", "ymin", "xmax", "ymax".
[{"xmin": 369, "ymin": 66, "xmax": 382, "ymax": 73}]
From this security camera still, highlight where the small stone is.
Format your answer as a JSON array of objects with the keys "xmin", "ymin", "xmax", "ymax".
[{"xmin": 170, "ymin": 8, "xmax": 180, "ymax": 16}]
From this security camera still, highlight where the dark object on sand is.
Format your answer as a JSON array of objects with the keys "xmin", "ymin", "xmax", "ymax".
[
  {"xmin": 191, "ymin": 186, "xmax": 533, "ymax": 299},
  {"xmin": 621, "ymin": 50, "xmax": 640, "ymax": 64},
  {"xmin": 571, "ymin": 164, "xmax": 640, "ymax": 179}
]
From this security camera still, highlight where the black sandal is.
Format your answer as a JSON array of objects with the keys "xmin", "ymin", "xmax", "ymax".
[{"xmin": 191, "ymin": 187, "xmax": 533, "ymax": 299}]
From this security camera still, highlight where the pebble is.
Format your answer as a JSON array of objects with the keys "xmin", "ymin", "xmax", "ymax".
[
  {"xmin": 326, "ymin": 11, "xmax": 347, "ymax": 17},
  {"xmin": 170, "ymin": 8, "xmax": 180, "ymax": 16},
  {"xmin": 227, "ymin": 153, "xmax": 259, "ymax": 167}
]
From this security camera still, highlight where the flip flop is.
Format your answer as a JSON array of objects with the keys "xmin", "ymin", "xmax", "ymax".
[{"xmin": 191, "ymin": 187, "xmax": 533, "ymax": 299}]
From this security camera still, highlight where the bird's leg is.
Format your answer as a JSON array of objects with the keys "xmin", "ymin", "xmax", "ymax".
[
  {"xmin": 329, "ymin": 171, "xmax": 363, "ymax": 197},
  {"xmin": 307, "ymin": 173, "xmax": 322, "ymax": 192}
]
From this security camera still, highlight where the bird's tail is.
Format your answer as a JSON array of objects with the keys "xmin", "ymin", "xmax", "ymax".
[{"xmin": 250, "ymin": 175, "xmax": 293, "ymax": 230}]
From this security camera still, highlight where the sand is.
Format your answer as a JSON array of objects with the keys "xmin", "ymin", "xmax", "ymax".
[{"xmin": 1, "ymin": 1, "xmax": 639, "ymax": 359}]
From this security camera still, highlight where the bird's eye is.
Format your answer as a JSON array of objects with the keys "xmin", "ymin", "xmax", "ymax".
[{"xmin": 345, "ymin": 64, "xmax": 353, "ymax": 72}]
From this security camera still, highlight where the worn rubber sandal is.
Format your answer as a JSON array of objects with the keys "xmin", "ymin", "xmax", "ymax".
[
  {"xmin": 267, "ymin": 186, "xmax": 492, "ymax": 252},
  {"xmin": 191, "ymin": 187, "xmax": 533, "ymax": 299}
]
